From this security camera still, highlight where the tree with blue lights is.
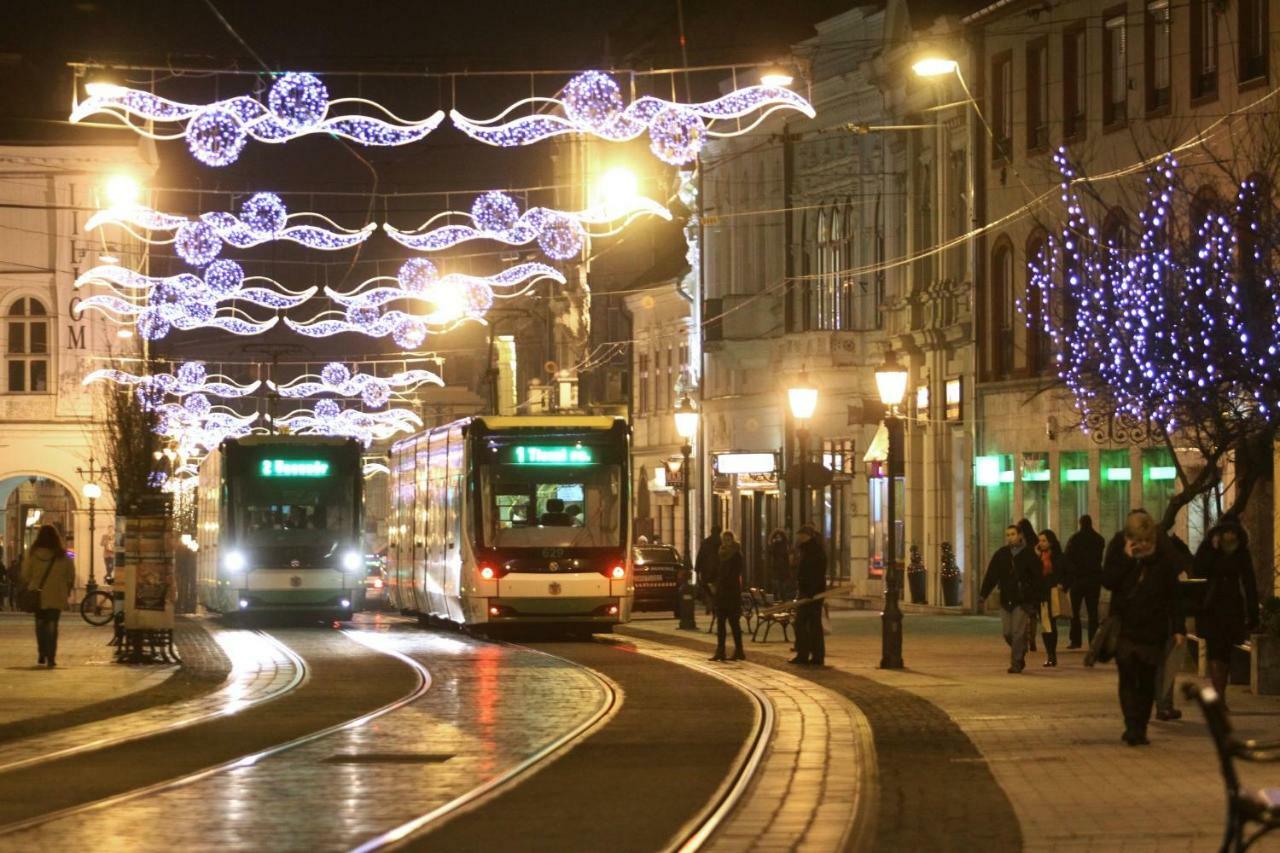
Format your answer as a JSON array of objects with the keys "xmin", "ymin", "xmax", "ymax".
[{"xmin": 1030, "ymin": 149, "xmax": 1279, "ymax": 529}]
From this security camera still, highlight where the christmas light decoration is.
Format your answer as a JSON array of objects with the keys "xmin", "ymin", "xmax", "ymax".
[
  {"xmin": 383, "ymin": 189, "xmax": 671, "ymax": 256},
  {"xmin": 82, "ymin": 364, "xmax": 262, "ymax": 400},
  {"xmin": 272, "ymin": 404, "xmax": 423, "ymax": 446},
  {"xmin": 71, "ymin": 73, "xmax": 447, "ymax": 167},
  {"xmin": 449, "ymin": 70, "xmax": 815, "ymax": 165},
  {"xmin": 268, "ymin": 363, "xmax": 444, "ymax": 402}
]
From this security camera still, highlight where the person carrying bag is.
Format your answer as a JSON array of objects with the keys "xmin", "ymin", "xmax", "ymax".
[{"xmin": 21, "ymin": 525, "xmax": 77, "ymax": 669}]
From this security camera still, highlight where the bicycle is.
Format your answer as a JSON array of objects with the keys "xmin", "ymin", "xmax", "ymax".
[{"xmin": 80, "ymin": 574, "xmax": 116, "ymax": 626}]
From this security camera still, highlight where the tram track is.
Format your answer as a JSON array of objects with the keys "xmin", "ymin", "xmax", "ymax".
[{"xmin": 0, "ymin": 628, "xmax": 306, "ymax": 777}]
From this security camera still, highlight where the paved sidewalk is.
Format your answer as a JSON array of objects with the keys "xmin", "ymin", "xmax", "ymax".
[
  {"xmin": 625, "ymin": 611, "xmax": 1280, "ymax": 852},
  {"xmin": 0, "ymin": 611, "xmax": 173, "ymax": 726}
]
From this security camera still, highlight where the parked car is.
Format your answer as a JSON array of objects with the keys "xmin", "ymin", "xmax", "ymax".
[{"xmin": 633, "ymin": 545, "xmax": 682, "ymax": 615}]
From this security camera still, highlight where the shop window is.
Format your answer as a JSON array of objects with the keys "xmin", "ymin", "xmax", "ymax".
[
  {"xmin": 1062, "ymin": 24, "xmax": 1087, "ymax": 139},
  {"xmin": 6, "ymin": 297, "xmax": 50, "ymax": 394},
  {"xmin": 1103, "ymin": 10, "xmax": 1127, "ymax": 128},
  {"xmin": 1099, "ymin": 449, "xmax": 1132, "ymax": 541},
  {"xmin": 1190, "ymin": 0, "xmax": 1218, "ymax": 99},
  {"xmin": 1021, "ymin": 452, "xmax": 1050, "ymax": 532},
  {"xmin": 977, "ymin": 454, "xmax": 1014, "ymax": 566},
  {"xmin": 1145, "ymin": 0, "xmax": 1171, "ymax": 111},
  {"xmin": 1058, "ymin": 450, "xmax": 1090, "ymax": 536}
]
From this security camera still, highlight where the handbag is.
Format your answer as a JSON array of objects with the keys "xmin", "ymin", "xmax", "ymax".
[
  {"xmin": 1085, "ymin": 613, "xmax": 1121, "ymax": 666},
  {"xmin": 19, "ymin": 555, "xmax": 56, "ymax": 614}
]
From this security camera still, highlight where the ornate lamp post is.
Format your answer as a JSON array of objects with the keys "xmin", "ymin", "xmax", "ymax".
[
  {"xmin": 80, "ymin": 476, "xmax": 102, "ymax": 591},
  {"xmin": 674, "ymin": 395, "xmax": 700, "ymax": 630},
  {"xmin": 787, "ymin": 371, "xmax": 818, "ymax": 526},
  {"xmin": 875, "ymin": 352, "xmax": 909, "ymax": 669}
]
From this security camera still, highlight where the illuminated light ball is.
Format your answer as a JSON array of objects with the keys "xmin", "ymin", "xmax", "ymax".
[
  {"xmin": 268, "ymin": 72, "xmax": 329, "ymax": 131},
  {"xmin": 345, "ymin": 304, "xmax": 380, "ymax": 329},
  {"xmin": 239, "ymin": 192, "xmax": 288, "ymax": 236},
  {"xmin": 181, "ymin": 296, "xmax": 215, "ymax": 324},
  {"xmin": 315, "ymin": 398, "xmax": 341, "ymax": 419},
  {"xmin": 184, "ymin": 393, "xmax": 212, "ymax": 417},
  {"xmin": 397, "ymin": 258, "xmax": 438, "ymax": 293},
  {"xmin": 204, "ymin": 259, "xmax": 245, "ymax": 296},
  {"xmin": 392, "ymin": 316, "xmax": 427, "ymax": 349},
  {"xmin": 151, "ymin": 373, "xmax": 177, "ymax": 393},
  {"xmin": 148, "ymin": 471, "xmax": 169, "ymax": 489},
  {"xmin": 648, "ymin": 106, "xmax": 707, "ymax": 165},
  {"xmin": 537, "ymin": 214, "xmax": 585, "ymax": 260},
  {"xmin": 463, "ymin": 280, "xmax": 494, "ymax": 320},
  {"xmin": 186, "ymin": 108, "xmax": 248, "ymax": 167},
  {"xmin": 470, "ymin": 191, "xmax": 521, "ymax": 234},
  {"xmin": 136, "ymin": 382, "xmax": 166, "ymax": 411},
  {"xmin": 136, "ymin": 308, "xmax": 171, "ymax": 341},
  {"xmin": 321, "ymin": 362, "xmax": 351, "ymax": 387},
  {"xmin": 562, "ymin": 70, "xmax": 625, "ymax": 130},
  {"xmin": 361, "ymin": 382, "xmax": 390, "ymax": 408},
  {"xmin": 175, "ymin": 220, "xmax": 222, "ymax": 267},
  {"xmin": 177, "ymin": 362, "xmax": 207, "ymax": 386}
]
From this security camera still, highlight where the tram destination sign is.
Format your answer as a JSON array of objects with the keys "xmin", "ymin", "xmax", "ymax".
[
  {"xmin": 259, "ymin": 459, "xmax": 331, "ymax": 478},
  {"xmin": 507, "ymin": 445, "xmax": 595, "ymax": 466}
]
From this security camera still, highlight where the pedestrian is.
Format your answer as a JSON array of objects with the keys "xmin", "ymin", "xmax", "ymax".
[
  {"xmin": 20, "ymin": 525, "xmax": 76, "ymax": 669},
  {"xmin": 789, "ymin": 525, "xmax": 827, "ymax": 666},
  {"xmin": 694, "ymin": 525, "xmax": 722, "ymax": 615},
  {"xmin": 636, "ymin": 534, "xmax": 649, "ymax": 546},
  {"xmin": 1035, "ymin": 529, "xmax": 1071, "ymax": 667},
  {"xmin": 767, "ymin": 529, "xmax": 792, "ymax": 602},
  {"xmin": 980, "ymin": 525, "xmax": 1041, "ymax": 673},
  {"xmin": 709, "ymin": 531, "xmax": 746, "ymax": 661},
  {"xmin": 1103, "ymin": 512, "xmax": 1186, "ymax": 746},
  {"xmin": 1064, "ymin": 514, "xmax": 1105, "ymax": 648},
  {"xmin": 4, "ymin": 553, "xmax": 20, "ymax": 611},
  {"xmin": 1193, "ymin": 520, "xmax": 1259, "ymax": 709}
]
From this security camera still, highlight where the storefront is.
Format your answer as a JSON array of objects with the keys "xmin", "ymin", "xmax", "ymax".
[{"xmin": 711, "ymin": 452, "xmax": 780, "ymax": 589}]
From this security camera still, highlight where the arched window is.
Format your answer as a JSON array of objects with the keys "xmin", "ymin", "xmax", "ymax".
[
  {"xmin": 816, "ymin": 210, "xmax": 830, "ymax": 330},
  {"xmin": 6, "ymin": 297, "xmax": 49, "ymax": 393},
  {"xmin": 1025, "ymin": 229, "xmax": 1052, "ymax": 375},
  {"xmin": 989, "ymin": 239, "xmax": 1015, "ymax": 378},
  {"xmin": 830, "ymin": 207, "xmax": 844, "ymax": 329}
]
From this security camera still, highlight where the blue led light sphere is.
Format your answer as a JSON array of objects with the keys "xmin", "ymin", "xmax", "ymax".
[
  {"xmin": 137, "ymin": 310, "xmax": 171, "ymax": 341},
  {"xmin": 186, "ymin": 108, "xmax": 248, "ymax": 167},
  {"xmin": 648, "ymin": 106, "xmax": 707, "ymax": 165},
  {"xmin": 345, "ymin": 304, "xmax": 380, "ymax": 329},
  {"xmin": 204, "ymin": 259, "xmax": 245, "ymax": 296},
  {"xmin": 184, "ymin": 393, "xmax": 212, "ymax": 417},
  {"xmin": 175, "ymin": 220, "xmax": 223, "ymax": 266},
  {"xmin": 537, "ymin": 214, "xmax": 585, "ymax": 260},
  {"xmin": 177, "ymin": 362, "xmax": 207, "ymax": 386},
  {"xmin": 240, "ymin": 192, "xmax": 288, "ymax": 236},
  {"xmin": 392, "ymin": 316, "xmax": 427, "ymax": 350},
  {"xmin": 471, "ymin": 191, "xmax": 521, "ymax": 234},
  {"xmin": 361, "ymin": 382, "xmax": 391, "ymax": 408},
  {"xmin": 315, "ymin": 398, "xmax": 341, "ymax": 419},
  {"xmin": 268, "ymin": 73, "xmax": 329, "ymax": 130},
  {"xmin": 562, "ymin": 71, "xmax": 625, "ymax": 130},
  {"xmin": 321, "ymin": 362, "xmax": 351, "ymax": 386},
  {"xmin": 397, "ymin": 258, "xmax": 439, "ymax": 293}
]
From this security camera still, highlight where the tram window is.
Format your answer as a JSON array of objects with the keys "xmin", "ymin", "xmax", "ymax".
[{"xmin": 480, "ymin": 461, "xmax": 622, "ymax": 549}]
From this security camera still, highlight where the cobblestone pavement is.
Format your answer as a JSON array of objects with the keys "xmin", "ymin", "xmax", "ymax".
[
  {"xmin": 625, "ymin": 611, "xmax": 1280, "ymax": 852},
  {"xmin": 0, "ymin": 611, "xmax": 173, "ymax": 726},
  {"xmin": 0, "ymin": 617, "xmax": 612, "ymax": 850},
  {"xmin": 0, "ymin": 620, "xmax": 295, "ymax": 773},
  {"xmin": 620, "ymin": 635, "xmax": 873, "ymax": 853}
]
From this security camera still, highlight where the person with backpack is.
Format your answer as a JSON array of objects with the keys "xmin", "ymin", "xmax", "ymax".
[
  {"xmin": 20, "ymin": 525, "xmax": 76, "ymax": 669},
  {"xmin": 980, "ymin": 524, "xmax": 1042, "ymax": 673}
]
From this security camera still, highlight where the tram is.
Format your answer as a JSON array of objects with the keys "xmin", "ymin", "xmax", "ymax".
[
  {"xmin": 386, "ymin": 416, "xmax": 632, "ymax": 631},
  {"xmin": 196, "ymin": 436, "xmax": 366, "ymax": 619}
]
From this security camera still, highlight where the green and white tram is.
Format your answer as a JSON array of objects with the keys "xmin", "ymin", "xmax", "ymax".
[
  {"xmin": 387, "ymin": 416, "xmax": 632, "ymax": 631},
  {"xmin": 196, "ymin": 436, "xmax": 365, "ymax": 619}
]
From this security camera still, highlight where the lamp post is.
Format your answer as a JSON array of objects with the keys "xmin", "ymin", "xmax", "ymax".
[
  {"xmin": 788, "ymin": 370, "xmax": 818, "ymax": 526},
  {"xmin": 674, "ymin": 395, "xmax": 700, "ymax": 630},
  {"xmin": 875, "ymin": 352, "xmax": 909, "ymax": 670},
  {"xmin": 77, "ymin": 456, "xmax": 103, "ymax": 592}
]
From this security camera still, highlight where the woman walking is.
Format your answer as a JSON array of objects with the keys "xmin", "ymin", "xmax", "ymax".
[
  {"xmin": 1035, "ymin": 530, "xmax": 1071, "ymax": 667},
  {"xmin": 767, "ymin": 529, "xmax": 792, "ymax": 601},
  {"xmin": 710, "ymin": 531, "xmax": 746, "ymax": 661},
  {"xmin": 1103, "ymin": 513, "xmax": 1186, "ymax": 746},
  {"xmin": 21, "ymin": 525, "xmax": 76, "ymax": 669},
  {"xmin": 1193, "ymin": 520, "xmax": 1259, "ymax": 708}
]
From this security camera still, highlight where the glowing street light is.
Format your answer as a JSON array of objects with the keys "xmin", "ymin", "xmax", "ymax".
[
  {"xmin": 912, "ymin": 57, "xmax": 959, "ymax": 78},
  {"xmin": 788, "ymin": 370, "xmax": 819, "ymax": 525},
  {"xmin": 674, "ymin": 394, "xmax": 700, "ymax": 631},
  {"xmin": 590, "ymin": 166, "xmax": 640, "ymax": 220},
  {"xmin": 875, "ymin": 351, "xmax": 910, "ymax": 670},
  {"xmin": 760, "ymin": 66, "xmax": 795, "ymax": 87},
  {"xmin": 103, "ymin": 174, "xmax": 141, "ymax": 210}
]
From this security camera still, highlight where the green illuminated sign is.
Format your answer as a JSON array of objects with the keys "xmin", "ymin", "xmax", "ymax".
[
  {"xmin": 1064, "ymin": 468, "xmax": 1090, "ymax": 483},
  {"xmin": 1105, "ymin": 467, "xmax": 1132, "ymax": 482},
  {"xmin": 975, "ymin": 456, "xmax": 1001, "ymax": 487},
  {"xmin": 510, "ymin": 445, "xmax": 594, "ymax": 466},
  {"xmin": 1148, "ymin": 466, "xmax": 1177, "ymax": 481},
  {"xmin": 259, "ymin": 459, "xmax": 330, "ymax": 478},
  {"xmin": 1022, "ymin": 470, "xmax": 1050, "ymax": 482}
]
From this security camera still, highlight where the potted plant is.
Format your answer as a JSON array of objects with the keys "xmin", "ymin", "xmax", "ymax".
[
  {"xmin": 1252, "ymin": 596, "xmax": 1280, "ymax": 695},
  {"xmin": 940, "ymin": 542, "xmax": 963, "ymax": 607},
  {"xmin": 907, "ymin": 545, "xmax": 928, "ymax": 604}
]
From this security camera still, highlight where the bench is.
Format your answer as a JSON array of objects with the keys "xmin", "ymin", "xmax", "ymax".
[
  {"xmin": 1183, "ymin": 683, "xmax": 1280, "ymax": 851},
  {"xmin": 1186, "ymin": 633, "xmax": 1253, "ymax": 684},
  {"xmin": 749, "ymin": 588, "xmax": 794, "ymax": 644}
]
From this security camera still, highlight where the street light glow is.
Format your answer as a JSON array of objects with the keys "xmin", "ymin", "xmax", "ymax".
[
  {"xmin": 81, "ymin": 481, "xmax": 102, "ymax": 500},
  {"xmin": 674, "ymin": 395, "xmax": 699, "ymax": 441},
  {"xmin": 875, "ymin": 352, "xmax": 910, "ymax": 408},
  {"xmin": 591, "ymin": 166, "xmax": 640, "ymax": 220},
  {"xmin": 760, "ymin": 67, "xmax": 794, "ymax": 87},
  {"xmin": 788, "ymin": 371, "xmax": 818, "ymax": 421},
  {"xmin": 103, "ymin": 174, "xmax": 141, "ymax": 210},
  {"xmin": 912, "ymin": 57, "xmax": 959, "ymax": 78}
]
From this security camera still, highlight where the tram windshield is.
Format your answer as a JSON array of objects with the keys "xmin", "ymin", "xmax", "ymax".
[
  {"xmin": 479, "ymin": 461, "xmax": 622, "ymax": 549},
  {"xmin": 233, "ymin": 475, "xmax": 356, "ymax": 548}
]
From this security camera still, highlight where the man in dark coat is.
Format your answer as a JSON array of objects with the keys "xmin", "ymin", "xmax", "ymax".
[
  {"xmin": 1065, "ymin": 514, "xmax": 1106, "ymax": 648},
  {"xmin": 694, "ymin": 526, "xmax": 722, "ymax": 613},
  {"xmin": 980, "ymin": 524, "xmax": 1042, "ymax": 673},
  {"xmin": 789, "ymin": 525, "xmax": 827, "ymax": 665}
]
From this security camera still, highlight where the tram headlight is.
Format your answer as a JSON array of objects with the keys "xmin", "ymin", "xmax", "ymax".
[
  {"xmin": 342, "ymin": 550, "xmax": 362, "ymax": 572},
  {"xmin": 225, "ymin": 550, "xmax": 246, "ymax": 573}
]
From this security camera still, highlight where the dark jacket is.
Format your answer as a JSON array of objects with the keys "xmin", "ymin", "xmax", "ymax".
[
  {"xmin": 713, "ymin": 545, "xmax": 745, "ymax": 611},
  {"xmin": 795, "ymin": 538, "xmax": 827, "ymax": 598},
  {"xmin": 1036, "ymin": 548, "xmax": 1071, "ymax": 602},
  {"xmin": 767, "ymin": 537, "xmax": 791, "ymax": 584},
  {"xmin": 1103, "ymin": 548, "xmax": 1186, "ymax": 649},
  {"xmin": 1104, "ymin": 529, "xmax": 1191, "ymax": 580},
  {"xmin": 694, "ymin": 534, "xmax": 720, "ymax": 590},
  {"xmin": 1064, "ymin": 526, "xmax": 1105, "ymax": 587},
  {"xmin": 980, "ymin": 545, "xmax": 1041, "ymax": 611},
  {"xmin": 1193, "ymin": 524, "xmax": 1260, "ymax": 643}
]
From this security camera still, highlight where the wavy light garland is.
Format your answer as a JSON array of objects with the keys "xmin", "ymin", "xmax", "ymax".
[
  {"xmin": 272, "ymin": 402, "xmax": 422, "ymax": 446},
  {"xmin": 449, "ymin": 70, "xmax": 815, "ymax": 165},
  {"xmin": 384, "ymin": 189, "xmax": 671, "ymax": 258},
  {"xmin": 82, "ymin": 363, "xmax": 262, "ymax": 400},
  {"xmin": 267, "ymin": 362, "xmax": 444, "ymax": 408},
  {"xmin": 72, "ymin": 73, "xmax": 446, "ymax": 167},
  {"xmin": 153, "ymin": 400, "xmax": 260, "ymax": 455},
  {"xmin": 87, "ymin": 193, "xmax": 375, "ymax": 263}
]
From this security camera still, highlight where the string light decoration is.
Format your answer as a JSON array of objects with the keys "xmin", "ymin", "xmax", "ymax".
[
  {"xmin": 72, "ymin": 73, "xmax": 446, "ymax": 167},
  {"xmin": 384, "ymin": 189, "xmax": 672, "ymax": 257},
  {"xmin": 267, "ymin": 363, "xmax": 444, "ymax": 408},
  {"xmin": 82, "ymin": 363, "xmax": 262, "ymax": 400},
  {"xmin": 449, "ymin": 70, "xmax": 815, "ymax": 165},
  {"xmin": 1029, "ymin": 149, "xmax": 1280, "ymax": 437},
  {"xmin": 271, "ymin": 404, "xmax": 423, "ymax": 446},
  {"xmin": 87, "ymin": 194, "xmax": 376, "ymax": 262}
]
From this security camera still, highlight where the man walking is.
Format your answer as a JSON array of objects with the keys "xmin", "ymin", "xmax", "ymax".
[
  {"xmin": 789, "ymin": 525, "xmax": 827, "ymax": 666},
  {"xmin": 694, "ymin": 525, "xmax": 723, "ymax": 615},
  {"xmin": 1065, "ymin": 515, "xmax": 1105, "ymax": 648},
  {"xmin": 980, "ymin": 525, "xmax": 1041, "ymax": 673}
]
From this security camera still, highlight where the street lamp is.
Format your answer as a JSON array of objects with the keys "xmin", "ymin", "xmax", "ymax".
[
  {"xmin": 875, "ymin": 351, "xmax": 909, "ymax": 670},
  {"xmin": 674, "ymin": 394, "xmax": 700, "ymax": 630},
  {"xmin": 912, "ymin": 57, "xmax": 959, "ymax": 78},
  {"xmin": 81, "ymin": 479, "xmax": 102, "ymax": 591},
  {"xmin": 590, "ymin": 165, "xmax": 640, "ymax": 221},
  {"xmin": 788, "ymin": 370, "xmax": 818, "ymax": 526}
]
